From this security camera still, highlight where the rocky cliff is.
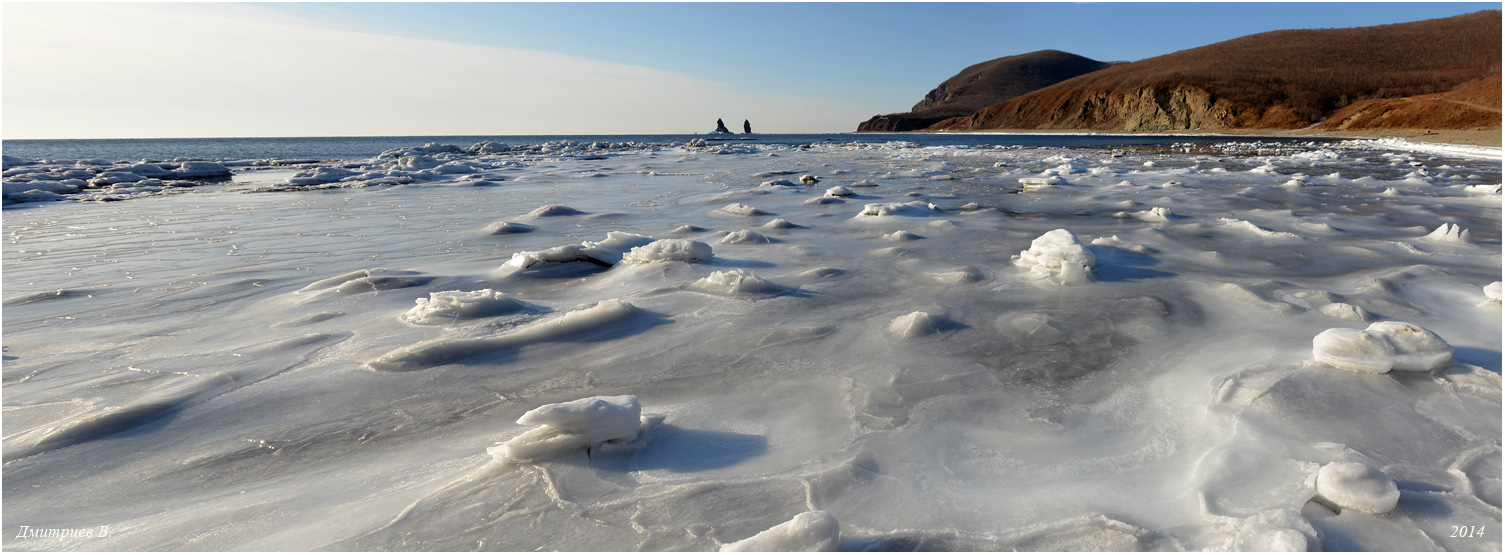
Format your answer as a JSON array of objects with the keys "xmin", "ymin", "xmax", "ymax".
[
  {"xmin": 927, "ymin": 10, "xmax": 1501, "ymax": 133},
  {"xmin": 857, "ymin": 50, "xmax": 1114, "ymax": 132}
]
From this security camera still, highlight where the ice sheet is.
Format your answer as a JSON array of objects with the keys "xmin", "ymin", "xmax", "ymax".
[{"xmin": 2, "ymin": 138, "xmax": 1499, "ymax": 550}]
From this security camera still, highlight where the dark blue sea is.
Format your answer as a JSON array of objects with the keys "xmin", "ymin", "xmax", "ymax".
[{"xmin": 2, "ymin": 133, "xmax": 1325, "ymax": 163}]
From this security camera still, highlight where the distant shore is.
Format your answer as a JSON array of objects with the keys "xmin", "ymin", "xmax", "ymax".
[{"xmin": 868, "ymin": 128, "xmax": 1503, "ymax": 148}]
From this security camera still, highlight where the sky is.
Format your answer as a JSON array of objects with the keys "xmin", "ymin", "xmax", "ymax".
[{"xmin": 2, "ymin": 2, "xmax": 1495, "ymax": 139}]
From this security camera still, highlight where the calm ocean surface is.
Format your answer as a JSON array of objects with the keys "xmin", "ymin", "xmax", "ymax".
[{"xmin": 2, "ymin": 133, "xmax": 1325, "ymax": 163}]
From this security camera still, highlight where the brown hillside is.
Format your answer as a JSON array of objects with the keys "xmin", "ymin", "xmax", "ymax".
[
  {"xmin": 857, "ymin": 50, "xmax": 1114, "ymax": 132},
  {"xmin": 1314, "ymin": 76, "xmax": 1501, "ymax": 130},
  {"xmin": 937, "ymin": 10, "xmax": 1502, "ymax": 132}
]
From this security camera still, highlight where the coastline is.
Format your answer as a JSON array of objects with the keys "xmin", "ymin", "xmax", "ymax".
[{"xmin": 864, "ymin": 127, "xmax": 1503, "ymax": 148}]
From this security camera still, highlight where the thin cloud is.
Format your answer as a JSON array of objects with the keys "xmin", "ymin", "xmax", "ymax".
[{"xmin": 3, "ymin": 3, "xmax": 868, "ymax": 138}]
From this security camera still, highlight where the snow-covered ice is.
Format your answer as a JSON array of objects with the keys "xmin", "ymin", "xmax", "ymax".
[{"xmin": 2, "ymin": 136, "xmax": 1499, "ymax": 551}]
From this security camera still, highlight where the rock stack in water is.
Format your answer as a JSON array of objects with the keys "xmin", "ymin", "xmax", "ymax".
[{"xmin": 713, "ymin": 119, "xmax": 732, "ymax": 133}]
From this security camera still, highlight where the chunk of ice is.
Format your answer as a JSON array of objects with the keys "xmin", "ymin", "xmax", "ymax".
[
  {"xmin": 1312, "ymin": 321, "xmax": 1452, "ymax": 373},
  {"xmin": 401, "ymin": 289, "xmax": 522, "ymax": 325},
  {"xmin": 1420, "ymin": 223, "xmax": 1474, "ymax": 244},
  {"xmin": 1314, "ymin": 462, "xmax": 1399, "ymax": 514},
  {"xmin": 621, "ymin": 239, "xmax": 713, "ymax": 263},
  {"xmin": 720, "ymin": 510, "xmax": 840, "ymax": 552},
  {"xmin": 720, "ymin": 230, "xmax": 774, "ymax": 245},
  {"xmin": 693, "ymin": 269, "xmax": 780, "ymax": 296},
  {"xmin": 1013, "ymin": 229, "xmax": 1095, "ymax": 284},
  {"xmin": 491, "ymin": 395, "xmax": 643, "ymax": 461}
]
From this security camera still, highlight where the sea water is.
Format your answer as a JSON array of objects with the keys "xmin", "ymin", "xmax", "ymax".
[{"xmin": 2, "ymin": 135, "xmax": 1500, "ymax": 550}]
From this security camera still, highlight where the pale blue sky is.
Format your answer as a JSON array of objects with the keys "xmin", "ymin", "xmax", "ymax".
[{"xmin": 3, "ymin": 2, "xmax": 1495, "ymax": 138}]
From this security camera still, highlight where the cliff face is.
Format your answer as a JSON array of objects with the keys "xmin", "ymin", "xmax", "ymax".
[
  {"xmin": 857, "ymin": 50, "xmax": 1114, "ymax": 132},
  {"xmin": 943, "ymin": 82, "xmax": 1306, "ymax": 132},
  {"xmin": 928, "ymin": 10, "xmax": 1501, "ymax": 133}
]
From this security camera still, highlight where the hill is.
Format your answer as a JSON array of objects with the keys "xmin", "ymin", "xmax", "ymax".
[
  {"xmin": 929, "ymin": 10, "xmax": 1502, "ymax": 132},
  {"xmin": 856, "ymin": 50, "xmax": 1114, "ymax": 132}
]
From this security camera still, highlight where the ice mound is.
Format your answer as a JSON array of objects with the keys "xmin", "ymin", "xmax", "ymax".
[
  {"xmin": 796, "ymin": 267, "xmax": 844, "ymax": 280},
  {"xmin": 888, "ymin": 311, "xmax": 945, "ymax": 338},
  {"xmin": 824, "ymin": 186, "xmax": 853, "ymax": 197},
  {"xmin": 1420, "ymin": 223, "xmax": 1474, "ymax": 244},
  {"xmin": 800, "ymin": 174, "xmax": 820, "ymax": 184},
  {"xmin": 172, "ymin": 161, "xmax": 231, "ymax": 179},
  {"xmin": 762, "ymin": 218, "xmax": 802, "ymax": 229},
  {"xmin": 1464, "ymin": 183, "xmax": 1501, "ymax": 195},
  {"xmin": 719, "ymin": 203, "xmax": 770, "ymax": 216},
  {"xmin": 1317, "ymin": 302, "xmax": 1372, "ymax": 322},
  {"xmin": 504, "ymin": 245, "xmax": 609, "ymax": 269},
  {"xmin": 298, "ymin": 269, "xmax": 428, "ymax": 294},
  {"xmin": 850, "ymin": 179, "xmax": 878, "ymax": 187},
  {"xmin": 504, "ymin": 231, "xmax": 654, "ymax": 269},
  {"xmin": 693, "ymin": 269, "xmax": 780, "ymax": 296},
  {"xmin": 1232, "ymin": 509, "xmax": 1319, "ymax": 552},
  {"xmin": 928, "ymin": 266, "xmax": 985, "ymax": 284},
  {"xmin": 481, "ymin": 221, "xmax": 533, "ymax": 235},
  {"xmin": 720, "ymin": 230, "xmax": 775, "ymax": 245},
  {"xmin": 287, "ymin": 168, "xmax": 359, "ymax": 186},
  {"xmin": 89, "ymin": 171, "xmax": 145, "ymax": 186},
  {"xmin": 1312, "ymin": 321, "xmax": 1452, "ymax": 373},
  {"xmin": 621, "ymin": 239, "xmax": 713, "ymax": 264},
  {"xmin": 489, "ymin": 395, "xmax": 645, "ymax": 462},
  {"xmin": 401, "ymin": 290, "xmax": 523, "ymax": 325},
  {"xmin": 370, "ymin": 299, "xmax": 637, "ymax": 371},
  {"xmin": 760, "ymin": 179, "xmax": 799, "ymax": 187},
  {"xmin": 1090, "ymin": 235, "xmax": 1152, "ymax": 254},
  {"xmin": 1485, "ymin": 281, "xmax": 1502, "ymax": 304},
  {"xmin": 526, "ymin": 204, "xmax": 585, "ymax": 218},
  {"xmin": 804, "ymin": 197, "xmax": 843, "ymax": 205},
  {"xmin": 1013, "ymin": 229, "xmax": 1095, "ymax": 284},
  {"xmin": 720, "ymin": 510, "xmax": 840, "ymax": 552},
  {"xmin": 673, "ymin": 224, "xmax": 708, "ymax": 234},
  {"xmin": 857, "ymin": 201, "xmax": 939, "ymax": 217},
  {"xmin": 883, "ymin": 231, "xmax": 923, "ymax": 242},
  {"xmin": 1134, "ymin": 207, "xmax": 1176, "ymax": 222},
  {"xmin": 1219, "ymin": 218, "xmax": 1301, "ymax": 240},
  {"xmin": 1314, "ymin": 462, "xmax": 1399, "ymax": 514},
  {"xmin": 1018, "ymin": 176, "xmax": 1062, "ymax": 191}
]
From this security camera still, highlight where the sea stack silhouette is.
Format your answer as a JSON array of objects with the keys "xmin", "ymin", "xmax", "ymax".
[
  {"xmin": 713, "ymin": 119, "xmax": 732, "ymax": 133},
  {"xmin": 743, "ymin": 120, "xmax": 752, "ymax": 134}
]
